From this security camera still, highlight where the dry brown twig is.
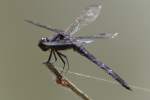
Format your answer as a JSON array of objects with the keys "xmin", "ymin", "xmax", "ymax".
[{"xmin": 44, "ymin": 62, "xmax": 92, "ymax": 100}]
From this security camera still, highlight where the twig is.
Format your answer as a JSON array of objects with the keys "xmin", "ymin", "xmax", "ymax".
[{"xmin": 44, "ymin": 62, "xmax": 92, "ymax": 100}]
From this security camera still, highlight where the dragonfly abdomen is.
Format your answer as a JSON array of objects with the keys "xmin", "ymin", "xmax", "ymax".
[{"xmin": 73, "ymin": 45, "xmax": 132, "ymax": 90}]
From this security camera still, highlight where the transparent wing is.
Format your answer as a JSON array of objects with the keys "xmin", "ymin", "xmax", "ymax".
[
  {"xmin": 65, "ymin": 2, "xmax": 102, "ymax": 35},
  {"xmin": 76, "ymin": 39, "xmax": 94, "ymax": 44},
  {"xmin": 74, "ymin": 33, "xmax": 118, "ymax": 45},
  {"xmin": 25, "ymin": 20, "xmax": 63, "ymax": 33},
  {"xmin": 76, "ymin": 32, "xmax": 119, "ymax": 39}
]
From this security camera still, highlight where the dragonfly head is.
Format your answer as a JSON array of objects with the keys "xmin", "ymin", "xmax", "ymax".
[{"xmin": 38, "ymin": 37, "xmax": 50, "ymax": 51}]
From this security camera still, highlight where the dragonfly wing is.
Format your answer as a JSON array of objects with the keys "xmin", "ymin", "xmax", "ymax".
[
  {"xmin": 75, "ymin": 39, "xmax": 94, "ymax": 45},
  {"xmin": 76, "ymin": 32, "xmax": 119, "ymax": 40},
  {"xmin": 96, "ymin": 32, "xmax": 119, "ymax": 39},
  {"xmin": 65, "ymin": 2, "xmax": 102, "ymax": 35},
  {"xmin": 25, "ymin": 20, "xmax": 63, "ymax": 33}
]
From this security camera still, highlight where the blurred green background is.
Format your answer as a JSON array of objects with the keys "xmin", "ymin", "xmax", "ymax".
[{"xmin": 1, "ymin": 0, "xmax": 150, "ymax": 100}]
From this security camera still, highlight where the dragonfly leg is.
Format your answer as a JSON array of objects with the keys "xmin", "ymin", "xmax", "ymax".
[
  {"xmin": 52, "ymin": 50, "xmax": 57, "ymax": 63},
  {"xmin": 55, "ymin": 51, "xmax": 66, "ymax": 70},
  {"xmin": 55, "ymin": 51, "xmax": 69, "ymax": 72},
  {"xmin": 47, "ymin": 49, "xmax": 53, "ymax": 63},
  {"xmin": 57, "ymin": 51, "xmax": 69, "ymax": 72},
  {"xmin": 47, "ymin": 49, "xmax": 58, "ymax": 64}
]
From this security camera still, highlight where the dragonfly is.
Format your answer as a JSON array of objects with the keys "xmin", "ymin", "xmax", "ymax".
[{"xmin": 25, "ymin": 2, "xmax": 131, "ymax": 91}]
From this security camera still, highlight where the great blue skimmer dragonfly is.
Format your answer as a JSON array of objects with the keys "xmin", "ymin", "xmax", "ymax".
[{"xmin": 25, "ymin": 3, "xmax": 131, "ymax": 90}]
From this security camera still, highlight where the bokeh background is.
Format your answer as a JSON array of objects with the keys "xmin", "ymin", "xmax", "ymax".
[{"xmin": 1, "ymin": 0, "xmax": 150, "ymax": 100}]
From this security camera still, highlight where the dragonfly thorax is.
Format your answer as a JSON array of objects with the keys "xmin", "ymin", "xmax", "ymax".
[{"xmin": 38, "ymin": 34, "xmax": 73, "ymax": 51}]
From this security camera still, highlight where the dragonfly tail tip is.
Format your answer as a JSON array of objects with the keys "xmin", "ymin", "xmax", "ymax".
[{"xmin": 123, "ymin": 84, "xmax": 132, "ymax": 91}]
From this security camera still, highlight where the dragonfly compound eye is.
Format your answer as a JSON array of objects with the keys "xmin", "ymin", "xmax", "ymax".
[
  {"xmin": 38, "ymin": 37, "xmax": 50, "ymax": 51},
  {"xmin": 41, "ymin": 37, "xmax": 49, "ymax": 42}
]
